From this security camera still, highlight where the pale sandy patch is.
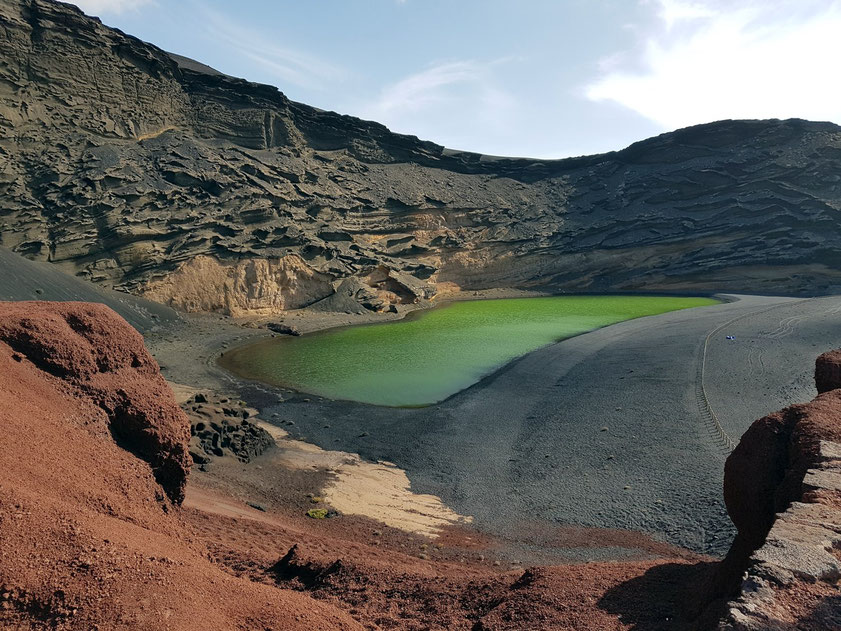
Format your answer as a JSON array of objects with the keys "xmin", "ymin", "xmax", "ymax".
[
  {"xmin": 168, "ymin": 380, "xmax": 471, "ymax": 538},
  {"xmin": 259, "ymin": 421, "xmax": 473, "ymax": 538}
]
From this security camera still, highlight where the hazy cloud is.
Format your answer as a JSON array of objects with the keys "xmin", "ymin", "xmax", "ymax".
[
  {"xmin": 198, "ymin": 8, "xmax": 345, "ymax": 90},
  {"xmin": 72, "ymin": 0, "xmax": 155, "ymax": 15},
  {"xmin": 361, "ymin": 59, "xmax": 519, "ymax": 152},
  {"xmin": 586, "ymin": 0, "xmax": 841, "ymax": 129},
  {"xmin": 654, "ymin": 0, "xmax": 717, "ymax": 30}
]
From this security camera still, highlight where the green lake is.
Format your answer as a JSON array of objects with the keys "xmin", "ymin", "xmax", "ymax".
[{"xmin": 220, "ymin": 295, "xmax": 718, "ymax": 407}]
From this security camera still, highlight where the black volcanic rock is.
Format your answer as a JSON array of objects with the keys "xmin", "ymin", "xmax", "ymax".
[{"xmin": 2, "ymin": 0, "xmax": 841, "ymax": 313}]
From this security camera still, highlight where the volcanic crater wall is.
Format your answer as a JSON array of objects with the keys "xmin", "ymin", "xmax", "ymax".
[{"xmin": 3, "ymin": 0, "xmax": 841, "ymax": 315}]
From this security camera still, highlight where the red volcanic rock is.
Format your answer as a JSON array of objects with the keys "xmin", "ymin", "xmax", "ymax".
[
  {"xmin": 815, "ymin": 348, "xmax": 841, "ymax": 393},
  {"xmin": 0, "ymin": 301, "xmax": 191, "ymax": 503},
  {"xmin": 724, "ymin": 388, "xmax": 841, "ymax": 550},
  {"xmin": 0, "ymin": 301, "xmax": 362, "ymax": 630},
  {"xmin": 719, "ymin": 350, "xmax": 841, "ymax": 630},
  {"xmin": 723, "ymin": 409, "xmax": 794, "ymax": 550}
]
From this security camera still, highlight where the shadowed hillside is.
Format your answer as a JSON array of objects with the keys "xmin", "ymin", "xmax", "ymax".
[{"xmin": 2, "ymin": 0, "xmax": 841, "ymax": 316}]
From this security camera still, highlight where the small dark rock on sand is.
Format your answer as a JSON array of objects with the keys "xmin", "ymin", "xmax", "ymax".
[
  {"xmin": 182, "ymin": 393, "xmax": 275, "ymax": 466},
  {"xmin": 267, "ymin": 323, "xmax": 301, "ymax": 336}
]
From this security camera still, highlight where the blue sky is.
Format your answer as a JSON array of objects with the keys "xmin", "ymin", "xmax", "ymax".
[{"xmin": 74, "ymin": 0, "xmax": 841, "ymax": 158}]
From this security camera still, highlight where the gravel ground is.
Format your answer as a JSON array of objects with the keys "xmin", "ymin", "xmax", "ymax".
[{"xmin": 152, "ymin": 293, "xmax": 841, "ymax": 563}]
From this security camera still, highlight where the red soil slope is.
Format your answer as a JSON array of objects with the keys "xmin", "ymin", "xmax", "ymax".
[{"xmin": 0, "ymin": 302, "xmax": 361, "ymax": 630}]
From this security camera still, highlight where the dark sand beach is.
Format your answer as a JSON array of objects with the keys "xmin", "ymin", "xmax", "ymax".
[{"xmin": 146, "ymin": 293, "xmax": 841, "ymax": 562}]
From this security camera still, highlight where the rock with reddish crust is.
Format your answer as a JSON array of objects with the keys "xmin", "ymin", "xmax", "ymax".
[
  {"xmin": 815, "ymin": 348, "xmax": 841, "ymax": 393},
  {"xmin": 0, "ymin": 301, "xmax": 191, "ymax": 503},
  {"xmin": 724, "ymin": 375, "xmax": 841, "ymax": 551},
  {"xmin": 718, "ymin": 351, "xmax": 841, "ymax": 630},
  {"xmin": 723, "ymin": 410, "xmax": 793, "ymax": 550},
  {"xmin": 0, "ymin": 300, "xmax": 363, "ymax": 630}
]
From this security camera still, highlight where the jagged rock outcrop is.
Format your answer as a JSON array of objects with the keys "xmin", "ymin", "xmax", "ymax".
[
  {"xmin": 181, "ymin": 391, "xmax": 275, "ymax": 465},
  {"xmin": 717, "ymin": 352, "xmax": 841, "ymax": 630},
  {"xmin": 0, "ymin": 301, "xmax": 191, "ymax": 502},
  {"xmin": 3, "ymin": 0, "xmax": 841, "ymax": 315},
  {"xmin": 815, "ymin": 349, "xmax": 841, "ymax": 394}
]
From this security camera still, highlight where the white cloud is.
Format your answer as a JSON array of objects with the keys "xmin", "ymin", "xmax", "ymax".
[
  {"xmin": 653, "ymin": 0, "xmax": 716, "ymax": 30},
  {"xmin": 586, "ymin": 0, "xmax": 841, "ymax": 130},
  {"xmin": 198, "ymin": 8, "xmax": 344, "ymax": 90},
  {"xmin": 361, "ymin": 59, "xmax": 519, "ymax": 152},
  {"xmin": 72, "ymin": 0, "xmax": 154, "ymax": 15}
]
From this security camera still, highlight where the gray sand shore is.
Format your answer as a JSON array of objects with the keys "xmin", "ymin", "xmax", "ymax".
[{"xmin": 146, "ymin": 293, "xmax": 841, "ymax": 562}]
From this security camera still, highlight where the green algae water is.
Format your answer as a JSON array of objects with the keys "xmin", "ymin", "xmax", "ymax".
[{"xmin": 220, "ymin": 295, "xmax": 717, "ymax": 407}]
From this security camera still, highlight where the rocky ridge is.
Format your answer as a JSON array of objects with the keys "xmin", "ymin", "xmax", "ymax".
[
  {"xmin": 717, "ymin": 350, "xmax": 841, "ymax": 629},
  {"xmin": 0, "ymin": 301, "xmax": 191, "ymax": 502},
  {"xmin": 3, "ymin": 0, "xmax": 841, "ymax": 316}
]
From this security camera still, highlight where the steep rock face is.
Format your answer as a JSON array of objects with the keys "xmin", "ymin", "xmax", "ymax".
[
  {"xmin": 142, "ymin": 254, "xmax": 334, "ymax": 315},
  {"xmin": 0, "ymin": 300, "xmax": 362, "ymax": 630},
  {"xmin": 718, "ymin": 352, "xmax": 841, "ymax": 630},
  {"xmin": 3, "ymin": 0, "xmax": 841, "ymax": 314},
  {"xmin": 0, "ymin": 301, "xmax": 191, "ymax": 502}
]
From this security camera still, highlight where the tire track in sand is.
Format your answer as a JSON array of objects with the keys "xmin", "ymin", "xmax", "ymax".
[{"xmin": 696, "ymin": 299, "xmax": 811, "ymax": 454}]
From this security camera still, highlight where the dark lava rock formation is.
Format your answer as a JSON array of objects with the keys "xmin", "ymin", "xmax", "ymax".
[
  {"xmin": 182, "ymin": 391, "xmax": 275, "ymax": 466},
  {"xmin": 3, "ymin": 0, "xmax": 841, "ymax": 315}
]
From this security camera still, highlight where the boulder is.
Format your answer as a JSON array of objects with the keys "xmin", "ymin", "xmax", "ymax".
[
  {"xmin": 815, "ymin": 348, "xmax": 841, "ymax": 393},
  {"xmin": 267, "ymin": 322, "xmax": 301, "ymax": 336}
]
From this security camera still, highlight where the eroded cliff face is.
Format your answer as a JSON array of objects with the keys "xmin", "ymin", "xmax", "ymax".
[
  {"xmin": 717, "ymin": 350, "xmax": 841, "ymax": 630},
  {"xmin": 142, "ymin": 254, "xmax": 334, "ymax": 315},
  {"xmin": 3, "ymin": 0, "xmax": 841, "ymax": 315}
]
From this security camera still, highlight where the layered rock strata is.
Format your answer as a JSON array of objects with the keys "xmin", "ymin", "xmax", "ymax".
[{"xmin": 3, "ymin": 0, "xmax": 841, "ymax": 315}]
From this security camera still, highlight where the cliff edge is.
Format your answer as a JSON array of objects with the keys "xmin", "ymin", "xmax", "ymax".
[{"xmin": 717, "ymin": 350, "xmax": 841, "ymax": 629}]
